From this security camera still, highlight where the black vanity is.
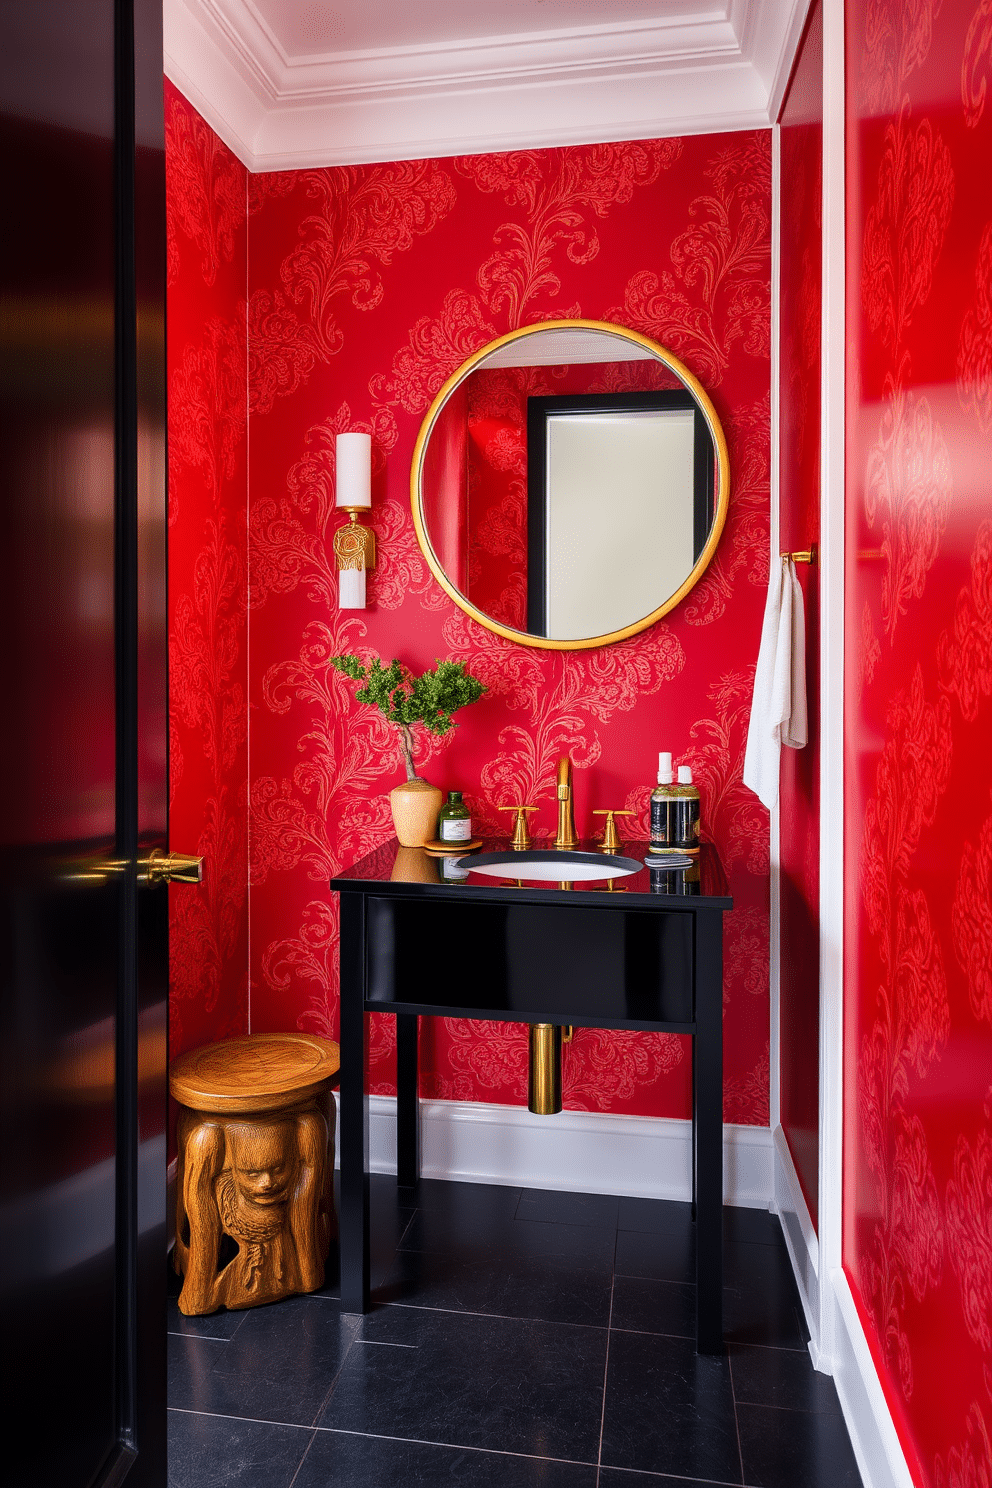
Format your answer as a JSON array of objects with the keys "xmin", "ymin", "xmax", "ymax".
[{"xmin": 330, "ymin": 839, "xmax": 732, "ymax": 1354}]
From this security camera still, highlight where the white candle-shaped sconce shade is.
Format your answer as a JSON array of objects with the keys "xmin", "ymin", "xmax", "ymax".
[
  {"xmin": 333, "ymin": 432, "xmax": 375, "ymax": 610},
  {"xmin": 338, "ymin": 565, "xmax": 367, "ymax": 609},
  {"xmin": 335, "ymin": 432, "xmax": 372, "ymax": 508}
]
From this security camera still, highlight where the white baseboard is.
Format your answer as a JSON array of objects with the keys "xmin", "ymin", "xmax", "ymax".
[
  {"xmin": 771, "ymin": 1124, "xmax": 820, "ymax": 1355},
  {"xmin": 827, "ymin": 1269, "xmax": 917, "ymax": 1488},
  {"xmin": 334, "ymin": 1095, "xmax": 774, "ymax": 1209},
  {"xmin": 770, "ymin": 1126, "xmax": 914, "ymax": 1488}
]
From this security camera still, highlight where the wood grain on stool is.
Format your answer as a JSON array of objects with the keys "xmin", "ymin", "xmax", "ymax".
[{"xmin": 170, "ymin": 1034, "xmax": 340, "ymax": 1316}]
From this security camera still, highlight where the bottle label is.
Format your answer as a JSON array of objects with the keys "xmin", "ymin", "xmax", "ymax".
[
  {"xmin": 440, "ymin": 817, "xmax": 472, "ymax": 841},
  {"xmin": 672, "ymin": 799, "xmax": 701, "ymax": 848},
  {"xmin": 650, "ymin": 796, "xmax": 671, "ymax": 846}
]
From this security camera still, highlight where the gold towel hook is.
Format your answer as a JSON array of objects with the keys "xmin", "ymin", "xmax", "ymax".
[{"xmin": 781, "ymin": 544, "xmax": 817, "ymax": 565}]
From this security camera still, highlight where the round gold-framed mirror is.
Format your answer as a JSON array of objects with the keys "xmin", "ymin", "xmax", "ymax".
[{"xmin": 410, "ymin": 319, "xmax": 730, "ymax": 651}]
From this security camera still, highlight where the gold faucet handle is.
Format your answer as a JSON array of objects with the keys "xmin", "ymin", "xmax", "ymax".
[
  {"xmin": 592, "ymin": 808, "xmax": 634, "ymax": 855},
  {"xmin": 499, "ymin": 804, "xmax": 537, "ymax": 850}
]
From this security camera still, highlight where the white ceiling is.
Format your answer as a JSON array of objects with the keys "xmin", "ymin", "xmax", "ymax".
[{"xmin": 164, "ymin": 0, "xmax": 811, "ymax": 171}]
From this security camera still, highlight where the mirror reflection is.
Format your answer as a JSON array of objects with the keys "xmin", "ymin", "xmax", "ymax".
[{"xmin": 414, "ymin": 322, "xmax": 728, "ymax": 649}]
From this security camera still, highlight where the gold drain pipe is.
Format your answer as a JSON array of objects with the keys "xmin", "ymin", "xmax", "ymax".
[{"xmin": 527, "ymin": 1025, "xmax": 572, "ymax": 1114}]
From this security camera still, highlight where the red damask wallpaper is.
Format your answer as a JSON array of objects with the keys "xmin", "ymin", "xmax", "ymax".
[
  {"xmin": 165, "ymin": 96, "xmax": 774, "ymax": 1123},
  {"xmin": 844, "ymin": 2, "xmax": 992, "ymax": 1482},
  {"xmin": 165, "ymin": 79, "xmax": 250, "ymax": 1059},
  {"xmin": 244, "ymin": 131, "xmax": 773, "ymax": 1121},
  {"xmin": 778, "ymin": 0, "xmax": 823, "ymax": 1229}
]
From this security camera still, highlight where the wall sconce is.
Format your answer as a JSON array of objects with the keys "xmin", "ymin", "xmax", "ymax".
[{"xmin": 333, "ymin": 432, "xmax": 376, "ymax": 609}]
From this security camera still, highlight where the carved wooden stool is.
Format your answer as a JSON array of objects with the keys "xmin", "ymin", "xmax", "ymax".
[{"xmin": 170, "ymin": 1033, "xmax": 340, "ymax": 1316}]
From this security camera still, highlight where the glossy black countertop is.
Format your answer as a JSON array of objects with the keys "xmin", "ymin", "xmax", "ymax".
[{"xmin": 330, "ymin": 838, "xmax": 732, "ymax": 910}]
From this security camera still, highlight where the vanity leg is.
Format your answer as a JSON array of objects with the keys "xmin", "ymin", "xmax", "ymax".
[
  {"xmin": 339, "ymin": 893, "xmax": 370, "ymax": 1313},
  {"xmin": 690, "ymin": 1043, "xmax": 697, "ymax": 1221},
  {"xmin": 396, "ymin": 1014, "xmax": 420, "ymax": 1188},
  {"xmin": 693, "ymin": 907, "xmax": 724, "ymax": 1354}
]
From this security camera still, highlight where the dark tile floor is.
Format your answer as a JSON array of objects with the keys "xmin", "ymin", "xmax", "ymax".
[{"xmin": 168, "ymin": 1176, "xmax": 864, "ymax": 1488}]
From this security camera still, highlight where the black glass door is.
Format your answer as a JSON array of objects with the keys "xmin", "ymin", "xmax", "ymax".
[{"xmin": 0, "ymin": 3, "xmax": 167, "ymax": 1484}]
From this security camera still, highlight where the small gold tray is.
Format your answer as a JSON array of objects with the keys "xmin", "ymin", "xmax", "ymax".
[{"xmin": 422, "ymin": 837, "xmax": 483, "ymax": 856}]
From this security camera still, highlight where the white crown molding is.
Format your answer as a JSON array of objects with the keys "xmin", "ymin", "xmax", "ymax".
[
  {"xmin": 165, "ymin": 0, "xmax": 809, "ymax": 170},
  {"xmin": 165, "ymin": 0, "xmax": 270, "ymax": 163},
  {"xmin": 760, "ymin": 0, "xmax": 816, "ymax": 121}
]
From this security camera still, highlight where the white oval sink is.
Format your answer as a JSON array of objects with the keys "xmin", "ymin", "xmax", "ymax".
[{"xmin": 462, "ymin": 849, "xmax": 642, "ymax": 882}]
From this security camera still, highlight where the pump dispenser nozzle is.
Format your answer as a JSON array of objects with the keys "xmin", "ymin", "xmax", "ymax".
[{"xmin": 658, "ymin": 751, "xmax": 673, "ymax": 784}]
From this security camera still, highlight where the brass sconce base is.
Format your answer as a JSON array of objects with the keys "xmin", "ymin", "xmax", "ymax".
[{"xmin": 334, "ymin": 508, "xmax": 376, "ymax": 571}]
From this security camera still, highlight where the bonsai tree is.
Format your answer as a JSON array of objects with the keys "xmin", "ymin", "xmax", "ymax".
[{"xmin": 329, "ymin": 654, "xmax": 486, "ymax": 782}]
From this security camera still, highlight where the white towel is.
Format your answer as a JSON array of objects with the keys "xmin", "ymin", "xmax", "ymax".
[{"xmin": 743, "ymin": 555, "xmax": 808, "ymax": 810}]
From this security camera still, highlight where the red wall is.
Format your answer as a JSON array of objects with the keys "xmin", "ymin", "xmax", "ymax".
[
  {"xmin": 778, "ymin": 0, "xmax": 823, "ymax": 1229},
  {"xmin": 165, "ymin": 80, "xmax": 249, "ymax": 1058},
  {"xmin": 244, "ymin": 133, "xmax": 773, "ymax": 1120},
  {"xmin": 165, "ymin": 100, "xmax": 772, "ymax": 1121},
  {"xmin": 844, "ymin": 1, "xmax": 992, "ymax": 1482}
]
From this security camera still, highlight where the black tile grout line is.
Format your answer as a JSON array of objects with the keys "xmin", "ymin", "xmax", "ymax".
[
  {"xmin": 306, "ymin": 1318, "xmax": 365, "ymax": 1427},
  {"xmin": 351, "ymin": 1338, "xmax": 418, "ymax": 1348},
  {"xmin": 396, "ymin": 1209, "xmax": 418, "ymax": 1247},
  {"xmin": 597, "ymin": 1467, "xmax": 747, "ymax": 1486},
  {"xmin": 603, "ymin": 1324, "xmax": 699, "ymax": 1342},
  {"xmin": 726, "ymin": 1342, "xmax": 808, "ymax": 1357},
  {"xmin": 509, "ymin": 1214, "xmax": 621, "ymax": 1232},
  {"xmin": 601, "ymin": 1322, "xmax": 810, "ymax": 1356},
  {"xmin": 730, "ymin": 1397, "xmax": 840, "ymax": 1416},
  {"xmin": 373, "ymin": 1299, "xmax": 612, "ymax": 1331},
  {"xmin": 727, "ymin": 1342, "xmax": 747, "ymax": 1488},
  {"xmin": 167, "ymin": 1329, "xmax": 234, "ymax": 1341},
  {"xmin": 595, "ymin": 1225, "xmax": 620, "ymax": 1488},
  {"xmin": 168, "ymin": 1407, "xmax": 314, "ymax": 1431},
  {"xmin": 285, "ymin": 1429, "xmax": 320, "ymax": 1488},
  {"xmin": 301, "ymin": 1424, "xmax": 605, "ymax": 1469},
  {"xmin": 612, "ymin": 1273, "xmax": 742, "ymax": 1291}
]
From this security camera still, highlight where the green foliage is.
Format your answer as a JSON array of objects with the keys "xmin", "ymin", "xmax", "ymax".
[{"xmin": 329, "ymin": 654, "xmax": 486, "ymax": 737}]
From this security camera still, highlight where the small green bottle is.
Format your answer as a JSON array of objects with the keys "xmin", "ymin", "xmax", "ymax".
[{"xmin": 438, "ymin": 790, "xmax": 472, "ymax": 843}]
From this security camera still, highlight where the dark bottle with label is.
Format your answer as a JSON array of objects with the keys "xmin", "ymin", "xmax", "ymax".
[
  {"xmin": 649, "ymin": 751, "xmax": 677, "ymax": 854},
  {"xmin": 672, "ymin": 765, "xmax": 701, "ymax": 853}
]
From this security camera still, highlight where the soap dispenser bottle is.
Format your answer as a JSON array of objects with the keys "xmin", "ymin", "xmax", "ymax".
[
  {"xmin": 649, "ymin": 752, "xmax": 677, "ymax": 854},
  {"xmin": 673, "ymin": 765, "xmax": 701, "ymax": 853}
]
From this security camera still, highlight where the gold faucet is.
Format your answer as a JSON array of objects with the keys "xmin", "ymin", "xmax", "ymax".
[{"xmin": 555, "ymin": 755, "xmax": 579, "ymax": 849}]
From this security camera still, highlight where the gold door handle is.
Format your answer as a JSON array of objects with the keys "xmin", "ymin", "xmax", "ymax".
[
  {"xmin": 142, "ymin": 849, "xmax": 203, "ymax": 884},
  {"xmin": 104, "ymin": 849, "xmax": 204, "ymax": 884}
]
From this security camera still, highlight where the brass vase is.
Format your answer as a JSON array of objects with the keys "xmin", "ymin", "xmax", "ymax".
[{"xmin": 389, "ymin": 779, "xmax": 443, "ymax": 848}]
